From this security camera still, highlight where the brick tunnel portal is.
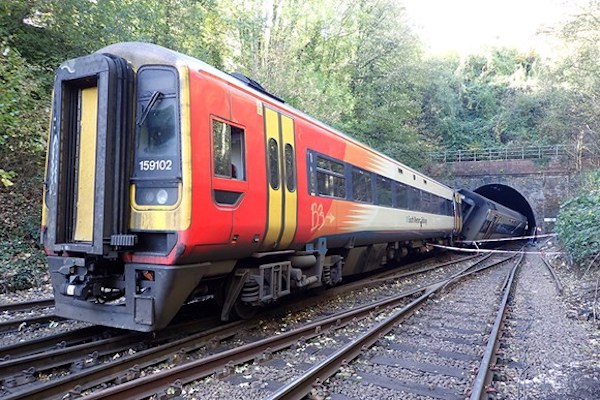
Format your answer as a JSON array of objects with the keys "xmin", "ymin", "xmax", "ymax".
[{"xmin": 474, "ymin": 184, "xmax": 536, "ymax": 235}]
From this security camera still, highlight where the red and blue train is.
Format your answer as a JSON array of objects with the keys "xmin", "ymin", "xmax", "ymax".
[{"xmin": 41, "ymin": 43, "xmax": 528, "ymax": 331}]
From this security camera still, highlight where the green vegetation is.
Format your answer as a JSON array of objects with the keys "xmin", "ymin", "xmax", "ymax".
[
  {"xmin": 1, "ymin": 0, "xmax": 600, "ymax": 289},
  {"xmin": 555, "ymin": 171, "xmax": 600, "ymax": 267}
]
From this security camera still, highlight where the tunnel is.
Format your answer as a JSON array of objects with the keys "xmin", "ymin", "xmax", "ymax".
[{"xmin": 474, "ymin": 184, "xmax": 536, "ymax": 235}]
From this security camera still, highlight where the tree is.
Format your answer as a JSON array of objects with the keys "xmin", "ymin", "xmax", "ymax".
[
  {"xmin": 537, "ymin": 0, "xmax": 600, "ymax": 164},
  {"xmin": 419, "ymin": 47, "xmax": 546, "ymax": 152},
  {"xmin": 0, "ymin": 43, "xmax": 47, "ymax": 184},
  {"xmin": 556, "ymin": 171, "xmax": 600, "ymax": 266}
]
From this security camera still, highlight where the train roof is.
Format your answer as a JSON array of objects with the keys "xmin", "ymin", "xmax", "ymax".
[
  {"xmin": 95, "ymin": 42, "xmax": 451, "ymax": 192},
  {"xmin": 459, "ymin": 189, "xmax": 526, "ymax": 220}
]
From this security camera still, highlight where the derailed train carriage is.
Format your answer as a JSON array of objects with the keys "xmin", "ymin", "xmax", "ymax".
[
  {"xmin": 459, "ymin": 189, "xmax": 528, "ymax": 242},
  {"xmin": 41, "ymin": 43, "xmax": 525, "ymax": 332}
]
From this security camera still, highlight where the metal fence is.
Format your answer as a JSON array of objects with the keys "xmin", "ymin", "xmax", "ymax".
[{"xmin": 429, "ymin": 145, "xmax": 576, "ymax": 163}]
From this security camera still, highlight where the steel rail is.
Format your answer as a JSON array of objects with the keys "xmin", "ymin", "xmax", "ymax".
[
  {"xmin": 469, "ymin": 250, "xmax": 524, "ymax": 400},
  {"xmin": 0, "ymin": 317, "xmax": 223, "ymax": 380},
  {"xmin": 267, "ymin": 253, "xmax": 516, "ymax": 399},
  {"xmin": 266, "ymin": 281, "xmax": 445, "ymax": 400},
  {"xmin": 0, "ymin": 315, "xmax": 65, "ymax": 334},
  {"xmin": 0, "ymin": 298, "xmax": 54, "ymax": 313},
  {"xmin": 81, "ymin": 253, "xmax": 503, "ymax": 400},
  {"xmin": 2, "ymin": 318, "xmax": 248, "ymax": 400},
  {"xmin": 539, "ymin": 254, "xmax": 564, "ymax": 295},
  {"xmin": 0, "ymin": 253, "xmax": 491, "ymax": 400},
  {"xmin": 0, "ymin": 326, "xmax": 107, "ymax": 360}
]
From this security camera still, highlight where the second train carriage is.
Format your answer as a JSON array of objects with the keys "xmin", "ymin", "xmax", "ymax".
[
  {"xmin": 42, "ymin": 42, "xmax": 463, "ymax": 331},
  {"xmin": 459, "ymin": 189, "xmax": 528, "ymax": 242}
]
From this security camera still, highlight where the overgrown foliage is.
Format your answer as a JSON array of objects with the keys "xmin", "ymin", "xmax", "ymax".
[
  {"xmin": 555, "ymin": 171, "xmax": 600, "ymax": 267},
  {"xmin": 0, "ymin": 43, "xmax": 48, "ymax": 183},
  {"xmin": 0, "ymin": 177, "xmax": 47, "ymax": 292}
]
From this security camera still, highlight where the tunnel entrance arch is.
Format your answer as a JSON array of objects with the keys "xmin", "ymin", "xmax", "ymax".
[{"xmin": 474, "ymin": 184, "xmax": 536, "ymax": 235}]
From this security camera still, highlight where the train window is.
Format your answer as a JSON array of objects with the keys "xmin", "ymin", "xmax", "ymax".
[
  {"xmin": 440, "ymin": 197, "xmax": 450, "ymax": 216},
  {"xmin": 446, "ymin": 199, "xmax": 454, "ymax": 216},
  {"xmin": 407, "ymin": 187, "xmax": 420, "ymax": 210},
  {"xmin": 137, "ymin": 68, "xmax": 177, "ymax": 97},
  {"xmin": 421, "ymin": 192, "xmax": 431, "ymax": 213},
  {"xmin": 317, "ymin": 157, "xmax": 344, "ymax": 175},
  {"xmin": 268, "ymin": 138, "xmax": 280, "ymax": 189},
  {"xmin": 316, "ymin": 155, "xmax": 345, "ymax": 198},
  {"xmin": 284, "ymin": 144, "xmax": 296, "ymax": 192},
  {"xmin": 137, "ymin": 97, "xmax": 178, "ymax": 157},
  {"xmin": 376, "ymin": 176, "xmax": 392, "ymax": 207},
  {"xmin": 212, "ymin": 120, "xmax": 246, "ymax": 180},
  {"xmin": 394, "ymin": 182, "xmax": 408, "ymax": 209},
  {"xmin": 352, "ymin": 168, "xmax": 372, "ymax": 203},
  {"xmin": 479, "ymin": 219, "xmax": 492, "ymax": 233},
  {"xmin": 317, "ymin": 174, "xmax": 345, "ymax": 198},
  {"xmin": 134, "ymin": 66, "xmax": 181, "ymax": 180}
]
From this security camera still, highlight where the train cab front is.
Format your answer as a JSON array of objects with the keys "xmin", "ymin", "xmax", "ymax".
[{"xmin": 41, "ymin": 48, "xmax": 194, "ymax": 331}]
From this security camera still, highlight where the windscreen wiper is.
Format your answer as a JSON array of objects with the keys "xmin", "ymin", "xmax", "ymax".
[{"xmin": 136, "ymin": 91, "xmax": 163, "ymax": 126}]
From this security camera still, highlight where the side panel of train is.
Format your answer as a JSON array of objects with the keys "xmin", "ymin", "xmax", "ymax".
[
  {"xmin": 41, "ymin": 43, "xmax": 460, "ymax": 331},
  {"xmin": 459, "ymin": 189, "xmax": 528, "ymax": 242}
]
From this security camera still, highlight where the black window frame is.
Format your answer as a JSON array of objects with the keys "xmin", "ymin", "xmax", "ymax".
[
  {"xmin": 212, "ymin": 118, "xmax": 246, "ymax": 180},
  {"xmin": 314, "ymin": 154, "xmax": 346, "ymax": 199},
  {"xmin": 284, "ymin": 143, "xmax": 296, "ymax": 192},
  {"xmin": 133, "ymin": 65, "xmax": 182, "ymax": 181},
  {"xmin": 375, "ymin": 175, "xmax": 393, "ymax": 207},
  {"xmin": 352, "ymin": 167, "xmax": 373, "ymax": 204},
  {"xmin": 268, "ymin": 138, "xmax": 280, "ymax": 189}
]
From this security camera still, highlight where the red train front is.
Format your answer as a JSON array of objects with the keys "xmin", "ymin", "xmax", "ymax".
[{"xmin": 41, "ymin": 43, "xmax": 459, "ymax": 331}]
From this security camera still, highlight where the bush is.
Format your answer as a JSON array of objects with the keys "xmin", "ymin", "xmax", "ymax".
[
  {"xmin": 0, "ymin": 177, "xmax": 48, "ymax": 293},
  {"xmin": 0, "ymin": 42, "xmax": 49, "ymax": 181},
  {"xmin": 0, "ymin": 42, "xmax": 50, "ymax": 292},
  {"xmin": 555, "ymin": 171, "xmax": 600, "ymax": 266}
]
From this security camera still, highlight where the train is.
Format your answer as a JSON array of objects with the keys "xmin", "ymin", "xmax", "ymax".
[
  {"xmin": 459, "ymin": 189, "xmax": 528, "ymax": 242},
  {"xmin": 41, "ymin": 43, "xmax": 528, "ymax": 331}
]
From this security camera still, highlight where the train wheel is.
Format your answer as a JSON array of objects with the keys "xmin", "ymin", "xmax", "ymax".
[{"xmin": 231, "ymin": 300, "xmax": 258, "ymax": 320}]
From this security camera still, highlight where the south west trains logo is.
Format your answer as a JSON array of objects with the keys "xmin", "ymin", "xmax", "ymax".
[{"xmin": 406, "ymin": 216, "xmax": 428, "ymax": 227}]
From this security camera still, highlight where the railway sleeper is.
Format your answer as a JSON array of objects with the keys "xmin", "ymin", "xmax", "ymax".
[{"xmin": 2, "ymin": 367, "xmax": 36, "ymax": 389}]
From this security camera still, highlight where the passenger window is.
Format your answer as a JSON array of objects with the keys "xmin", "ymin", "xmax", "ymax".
[
  {"xmin": 352, "ymin": 168, "xmax": 372, "ymax": 203},
  {"xmin": 284, "ymin": 144, "xmax": 296, "ymax": 192},
  {"xmin": 268, "ymin": 138, "xmax": 280, "ymax": 189},
  {"xmin": 421, "ymin": 192, "xmax": 431, "ymax": 213},
  {"xmin": 316, "ymin": 155, "xmax": 345, "ymax": 198},
  {"xmin": 407, "ymin": 187, "xmax": 420, "ymax": 210},
  {"xmin": 376, "ymin": 176, "xmax": 392, "ymax": 207},
  {"xmin": 395, "ymin": 182, "xmax": 408, "ymax": 209},
  {"xmin": 213, "ymin": 120, "xmax": 246, "ymax": 180}
]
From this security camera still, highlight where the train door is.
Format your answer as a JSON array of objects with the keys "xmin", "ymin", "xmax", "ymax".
[
  {"xmin": 453, "ymin": 191, "xmax": 463, "ymax": 235},
  {"xmin": 43, "ymin": 54, "xmax": 134, "ymax": 255},
  {"xmin": 261, "ymin": 107, "xmax": 298, "ymax": 250},
  {"xmin": 209, "ymin": 116, "xmax": 247, "ymax": 244},
  {"xmin": 482, "ymin": 213, "xmax": 499, "ymax": 239}
]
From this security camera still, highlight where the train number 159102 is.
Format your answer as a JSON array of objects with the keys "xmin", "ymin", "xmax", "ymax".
[{"xmin": 139, "ymin": 159, "xmax": 173, "ymax": 171}]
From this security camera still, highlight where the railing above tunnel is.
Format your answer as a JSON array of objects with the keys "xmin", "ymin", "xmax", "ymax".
[{"xmin": 429, "ymin": 144, "xmax": 599, "ymax": 167}]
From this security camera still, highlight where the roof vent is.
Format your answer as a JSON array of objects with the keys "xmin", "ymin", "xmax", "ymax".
[{"xmin": 230, "ymin": 72, "xmax": 284, "ymax": 103}]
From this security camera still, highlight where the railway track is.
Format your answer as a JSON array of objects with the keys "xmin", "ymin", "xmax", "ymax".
[
  {"xmin": 0, "ymin": 299, "xmax": 54, "ymax": 313},
  {"xmin": 0, "ymin": 298, "xmax": 58, "ymax": 334},
  {"xmin": 59, "ymin": 253, "xmax": 516, "ymax": 399},
  {"xmin": 258, "ymin": 250, "xmax": 523, "ymax": 400},
  {"xmin": 0, "ymin": 253, "xmax": 480, "ymax": 399}
]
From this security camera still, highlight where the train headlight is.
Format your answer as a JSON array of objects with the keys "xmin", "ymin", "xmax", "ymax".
[
  {"xmin": 134, "ymin": 185, "xmax": 178, "ymax": 206},
  {"xmin": 144, "ymin": 190, "xmax": 155, "ymax": 203},
  {"xmin": 156, "ymin": 189, "xmax": 169, "ymax": 205}
]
